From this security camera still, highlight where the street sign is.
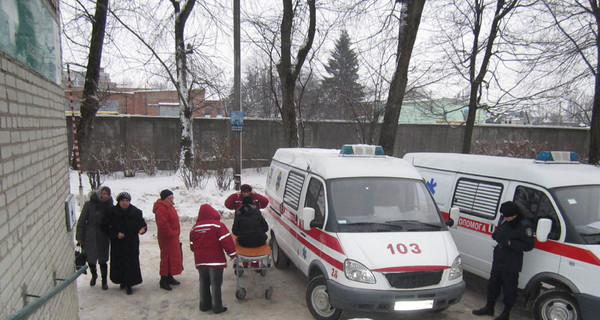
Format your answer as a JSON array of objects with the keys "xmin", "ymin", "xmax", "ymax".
[{"xmin": 231, "ymin": 110, "xmax": 244, "ymax": 131}]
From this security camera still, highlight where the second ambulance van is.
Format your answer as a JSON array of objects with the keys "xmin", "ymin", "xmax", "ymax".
[
  {"xmin": 404, "ymin": 151, "xmax": 600, "ymax": 320},
  {"xmin": 264, "ymin": 145, "xmax": 465, "ymax": 320}
]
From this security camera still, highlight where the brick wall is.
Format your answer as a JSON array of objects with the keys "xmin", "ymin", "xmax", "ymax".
[{"xmin": 0, "ymin": 54, "xmax": 77, "ymax": 319}]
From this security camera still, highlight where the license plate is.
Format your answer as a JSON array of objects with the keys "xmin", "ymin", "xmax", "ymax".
[{"xmin": 393, "ymin": 300, "xmax": 434, "ymax": 311}]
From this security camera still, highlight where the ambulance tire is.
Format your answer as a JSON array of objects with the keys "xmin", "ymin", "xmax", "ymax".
[
  {"xmin": 306, "ymin": 276, "xmax": 342, "ymax": 320},
  {"xmin": 533, "ymin": 290, "xmax": 580, "ymax": 320},
  {"xmin": 270, "ymin": 235, "xmax": 290, "ymax": 269}
]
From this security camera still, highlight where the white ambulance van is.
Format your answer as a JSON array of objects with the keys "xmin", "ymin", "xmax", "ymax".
[
  {"xmin": 403, "ymin": 151, "xmax": 600, "ymax": 320},
  {"xmin": 264, "ymin": 145, "xmax": 465, "ymax": 320}
]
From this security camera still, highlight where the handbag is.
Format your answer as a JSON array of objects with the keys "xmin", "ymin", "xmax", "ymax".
[{"xmin": 75, "ymin": 243, "xmax": 87, "ymax": 274}]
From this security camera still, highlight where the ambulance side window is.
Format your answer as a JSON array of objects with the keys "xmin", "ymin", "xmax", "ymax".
[
  {"xmin": 452, "ymin": 178, "xmax": 503, "ymax": 220},
  {"xmin": 305, "ymin": 178, "xmax": 325, "ymax": 227},
  {"xmin": 514, "ymin": 186, "xmax": 561, "ymax": 240}
]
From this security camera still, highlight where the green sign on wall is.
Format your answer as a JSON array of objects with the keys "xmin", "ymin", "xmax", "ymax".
[{"xmin": 0, "ymin": 0, "xmax": 61, "ymax": 84}]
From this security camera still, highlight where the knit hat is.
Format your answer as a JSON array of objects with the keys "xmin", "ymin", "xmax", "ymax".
[
  {"xmin": 160, "ymin": 189, "xmax": 173, "ymax": 200},
  {"xmin": 242, "ymin": 196, "xmax": 253, "ymax": 205},
  {"xmin": 116, "ymin": 192, "xmax": 131, "ymax": 202},
  {"xmin": 240, "ymin": 184, "xmax": 252, "ymax": 192},
  {"xmin": 500, "ymin": 201, "xmax": 520, "ymax": 217}
]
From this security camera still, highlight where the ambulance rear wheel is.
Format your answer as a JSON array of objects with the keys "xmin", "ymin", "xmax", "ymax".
[
  {"xmin": 533, "ymin": 290, "xmax": 579, "ymax": 320},
  {"xmin": 306, "ymin": 276, "xmax": 342, "ymax": 320},
  {"xmin": 270, "ymin": 235, "xmax": 290, "ymax": 269}
]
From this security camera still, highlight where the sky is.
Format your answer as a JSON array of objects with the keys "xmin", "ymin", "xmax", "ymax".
[{"xmin": 69, "ymin": 168, "xmax": 269, "ymax": 221}]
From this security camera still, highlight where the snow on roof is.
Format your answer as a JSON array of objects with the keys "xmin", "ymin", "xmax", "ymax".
[
  {"xmin": 272, "ymin": 147, "xmax": 423, "ymax": 180},
  {"xmin": 404, "ymin": 152, "xmax": 600, "ymax": 189}
]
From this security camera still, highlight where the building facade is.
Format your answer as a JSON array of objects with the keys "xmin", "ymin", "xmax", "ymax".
[
  {"xmin": 0, "ymin": 1, "xmax": 78, "ymax": 319},
  {"xmin": 65, "ymin": 69, "xmax": 226, "ymax": 118}
]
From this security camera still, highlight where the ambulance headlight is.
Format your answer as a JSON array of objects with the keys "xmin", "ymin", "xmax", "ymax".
[
  {"xmin": 448, "ymin": 256, "xmax": 463, "ymax": 281},
  {"xmin": 344, "ymin": 259, "xmax": 376, "ymax": 284}
]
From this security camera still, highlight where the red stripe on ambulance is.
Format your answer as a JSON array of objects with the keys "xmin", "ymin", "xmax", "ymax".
[{"xmin": 267, "ymin": 206, "xmax": 345, "ymax": 270}]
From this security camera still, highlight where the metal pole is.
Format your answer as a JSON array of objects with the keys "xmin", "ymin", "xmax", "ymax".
[
  {"xmin": 233, "ymin": 0, "xmax": 242, "ymax": 190},
  {"xmin": 67, "ymin": 65, "xmax": 84, "ymax": 205}
]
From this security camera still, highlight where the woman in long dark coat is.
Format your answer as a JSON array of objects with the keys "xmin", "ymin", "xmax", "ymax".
[
  {"xmin": 76, "ymin": 186, "xmax": 113, "ymax": 290},
  {"xmin": 102, "ymin": 192, "xmax": 147, "ymax": 295}
]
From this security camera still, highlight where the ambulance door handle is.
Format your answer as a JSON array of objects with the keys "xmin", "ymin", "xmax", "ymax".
[{"xmin": 300, "ymin": 232, "xmax": 306, "ymax": 238}]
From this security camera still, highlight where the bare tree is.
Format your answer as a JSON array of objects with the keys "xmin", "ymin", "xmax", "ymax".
[
  {"xmin": 539, "ymin": 0, "xmax": 600, "ymax": 163},
  {"xmin": 72, "ymin": 0, "xmax": 109, "ymax": 169},
  {"xmin": 171, "ymin": 0, "xmax": 196, "ymax": 172},
  {"xmin": 378, "ymin": 0, "xmax": 426, "ymax": 155},
  {"xmin": 275, "ymin": 0, "xmax": 317, "ymax": 147}
]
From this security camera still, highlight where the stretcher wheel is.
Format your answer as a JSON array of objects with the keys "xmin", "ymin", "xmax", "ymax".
[
  {"xmin": 234, "ymin": 268, "xmax": 244, "ymax": 277},
  {"xmin": 265, "ymin": 286, "xmax": 273, "ymax": 300},
  {"xmin": 236, "ymin": 287, "xmax": 246, "ymax": 300},
  {"xmin": 260, "ymin": 269, "xmax": 267, "ymax": 276}
]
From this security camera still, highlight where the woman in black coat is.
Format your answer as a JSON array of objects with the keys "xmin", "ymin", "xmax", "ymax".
[
  {"xmin": 76, "ymin": 186, "xmax": 113, "ymax": 290},
  {"xmin": 101, "ymin": 192, "xmax": 147, "ymax": 295}
]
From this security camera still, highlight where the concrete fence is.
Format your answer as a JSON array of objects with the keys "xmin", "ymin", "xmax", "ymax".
[{"xmin": 66, "ymin": 115, "xmax": 590, "ymax": 170}]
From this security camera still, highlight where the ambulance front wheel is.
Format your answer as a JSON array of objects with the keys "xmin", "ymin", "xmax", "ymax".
[
  {"xmin": 533, "ymin": 290, "xmax": 580, "ymax": 320},
  {"xmin": 270, "ymin": 235, "xmax": 290, "ymax": 269},
  {"xmin": 306, "ymin": 276, "xmax": 342, "ymax": 320}
]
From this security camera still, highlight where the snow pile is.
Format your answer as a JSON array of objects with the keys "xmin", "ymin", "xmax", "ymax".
[{"xmin": 69, "ymin": 168, "xmax": 269, "ymax": 221}]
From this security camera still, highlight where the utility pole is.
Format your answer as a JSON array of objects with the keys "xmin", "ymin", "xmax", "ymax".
[{"xmin": 233, "ymin": 0, "xmax": 242, "ymax": 190}]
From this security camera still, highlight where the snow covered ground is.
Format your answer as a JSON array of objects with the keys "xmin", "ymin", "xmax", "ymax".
[{"xmin": 69, "ymin": 167, "xmax": 270, "ymax": 221}]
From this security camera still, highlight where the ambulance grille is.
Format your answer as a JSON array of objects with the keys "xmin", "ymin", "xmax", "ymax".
[{"xmin": 384, "ymin": 270, "xmax": 443, "ymax": 289}]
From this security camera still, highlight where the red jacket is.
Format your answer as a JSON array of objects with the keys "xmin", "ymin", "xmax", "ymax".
[
  {"xmin": 189, "ymin": 204, "xmax": 236, "ymax": 268},
  {"xmin": 153, "ymin": 198, "xmax": 183, "ymax": 276},
  {"xmin": 224, "ymin": 192, "xmax": 269, "ymax": 210}
]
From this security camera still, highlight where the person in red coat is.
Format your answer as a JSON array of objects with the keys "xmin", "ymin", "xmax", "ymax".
[
  {"xmin": 153, "ymin": 189, "xmax": 183, "ymax": 291},
  {"xmin": 190, "ymin": 204, "xmax": 236, "ymax": 314},
  {"xmin": 224, "ymin": 184, "xmax": 269, "ymax": 211}
]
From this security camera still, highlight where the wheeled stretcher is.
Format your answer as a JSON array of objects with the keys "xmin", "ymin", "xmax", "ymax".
[{"xmin": 232, "ymin": 236, "xmax": 273, "ymax": 300}]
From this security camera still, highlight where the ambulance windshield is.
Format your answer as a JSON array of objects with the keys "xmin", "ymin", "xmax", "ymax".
[
  {"xmin": 329, "ymin": 177, "xmax": 444, "ymax": 232},
  {"xmin": 553, "ymin": 185, "xmax": 600, "ymax": 244}
]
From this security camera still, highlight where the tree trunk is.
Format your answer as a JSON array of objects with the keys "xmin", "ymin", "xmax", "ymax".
[
  {"xmin": 276, "ymin": 0, "xmax": 316, "ymax": 147},
  {"xmin": 172, "ymin": 0, "xmax": 195, "ymax": 169},
  {"xmin": 461, "ymin": 0, "xmax": 517, "ymax": 154},
  {"xmin": 76, "ymin": 0, "xmax": 109, "ymax": 169},
  {"xmin": 378, "ymin": 0, "xmax": 425, "ymax": 156}
]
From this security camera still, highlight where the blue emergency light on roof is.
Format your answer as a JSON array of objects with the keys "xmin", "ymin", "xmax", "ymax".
[
  {"xmin": 534, "ymin": 151, "xmax": 579, "ymax": 163},
  {"xmin": 339, "ymin": 144, "xmax": 385, "ymax": 156}
]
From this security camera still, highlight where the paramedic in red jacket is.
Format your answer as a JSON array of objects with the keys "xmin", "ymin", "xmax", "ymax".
[
  {"xmin": 190, "ymin": 204, "xmax": 236, "ymax": 314},
  {"xmin": 224, "ymin": 184, "xmax": 268, "ymax": 210},
  {"xmin": 152, "ymin": 189, "xmax": 183, "ymax": 291}
]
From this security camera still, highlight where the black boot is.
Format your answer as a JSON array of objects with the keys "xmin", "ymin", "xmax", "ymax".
[
  {"xmin": 126, "ymin": 286, "xmax": 133, "ymax": 295},
  {"xmin": 88, "ymin": 263, "xmax": 97, "ymax": 287},
  {"xmin": 473, "ymin": 305, "xmax": 494, "ymax": 316},
  {"xmin": 100, "ymin": 263, "xmax": 108, "ymax": 290},
  {"xmin": 167, "ymin": 274, "xmax": 180, "ymax": 285},
  {"xmin": 159, "ymin": 276, "xmax": 172, "ymax": 291},
  {"xmin": 495, "ymin": 308, "xmax": 511, "ymax": 320}
]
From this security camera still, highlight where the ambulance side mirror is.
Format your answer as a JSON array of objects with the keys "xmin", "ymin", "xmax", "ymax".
[
  {"xmin": 536, "ymin": 218, "xmax": 552, "ymax": 243},
  {"xmin": 302, "ymin": 207, "xmax": 316, "ymax": 230},
  {"xmin": 447, "ymin": 207, "xmax": 460, "ymax": 229}
]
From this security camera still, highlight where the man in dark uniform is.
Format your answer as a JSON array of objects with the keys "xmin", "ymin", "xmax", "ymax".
[{"xmin": 473, "ymin": 201, "xmax": 535, "ymax": 320}]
